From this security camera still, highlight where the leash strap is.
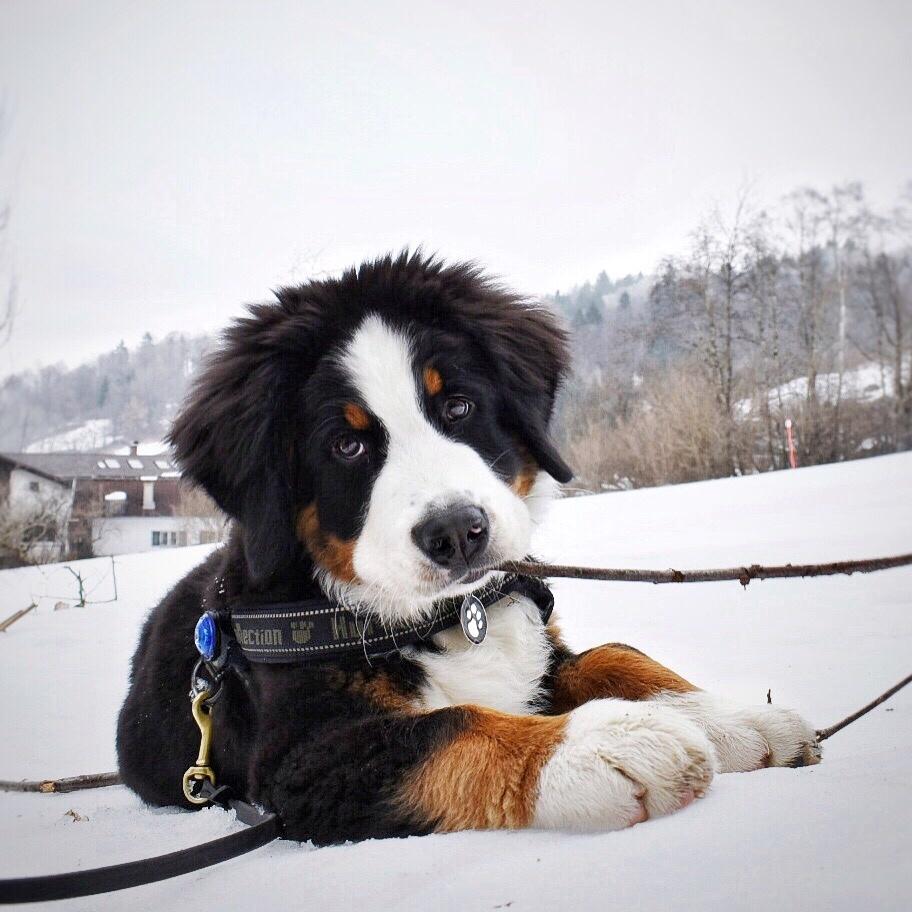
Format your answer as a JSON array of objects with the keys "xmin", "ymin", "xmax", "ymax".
[{"xmin": 0, "ymin": 790, "xmax": 281, "ymax": 905}]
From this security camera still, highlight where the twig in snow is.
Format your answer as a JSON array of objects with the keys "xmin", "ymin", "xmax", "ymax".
[
  {"xmin": 0, "ymin": 772, "xmax": 121, "ymax": 793},
  {"xmin": 503, "ymin": 551, "xmax": 912, "ymax": 587},
  {"xmin": 815, "ymin": 672, "xmax": 912, "ymax": 742},
  {"xmin": 3, "ymin": 675, "xmax": 910, "ymax": 794},
  {"xmin": 0, "ymin": 603, "xmax": 35, "ymax": 633}
]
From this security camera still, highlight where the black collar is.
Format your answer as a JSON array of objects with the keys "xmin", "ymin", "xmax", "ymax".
[{"xmin": 223, "ymin": 574, "xmax": 553, "ymax": 665}]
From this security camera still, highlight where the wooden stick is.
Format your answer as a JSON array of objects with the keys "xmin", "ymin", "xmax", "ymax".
[
  {"xmin": 1, "ymin": 677, "xmax": 908, "ymax": 794},
  {"xmin": 502, "ymin": 552, "xmax": 912, "ymax": 587},
  {"xmin": 0, "ymin": 772, "xmax": 121, "ymax": 793},
  {"xmin": 1, "ymin": 554, "xmax": 909, "ymax": 795},
  {"xmin": 816, "ymin": 672, "xmax": 912, "ymax": 742},
  {"xmin": 0, "ymin": 603, "xmax": 36, "ymax": 633}
]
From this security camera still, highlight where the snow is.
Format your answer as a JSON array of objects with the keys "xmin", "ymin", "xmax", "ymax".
[
  {"xmin": 21, "ymin": 420, "xmax": 170, "ymax": 457},
  {"xmin": 23, "ymin": 420, "xmax": 115, "ymax": 453},
  {"xmin": 736, "ymin": 360, "xmax": 911, "ymax": 416},
  {"xmin": 1, "ymin": 454, "xmax": 911, "ymax": 911},
  {"xmin": 108, "ymin": 440, "xmax": 170, "ymax": 457}
]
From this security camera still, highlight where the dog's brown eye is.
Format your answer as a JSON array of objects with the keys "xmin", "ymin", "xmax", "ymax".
[
  {"xmin": 443, "ymin": 397, "xmax": 473, "ymax": 422},
  {"xmin": 332, "ymin": 434, "xmax": 366, "ymax": 461}
]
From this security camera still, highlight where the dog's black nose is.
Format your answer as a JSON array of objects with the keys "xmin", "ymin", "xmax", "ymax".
[{"xmin": 412, "ymin": 504, "xmax": 489, "ymax": 572}]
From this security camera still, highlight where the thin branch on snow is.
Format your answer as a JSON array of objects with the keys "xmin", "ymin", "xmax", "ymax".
[{"xmin": 503, "ymin": 552, "xmax": 912, "ymax": 587}]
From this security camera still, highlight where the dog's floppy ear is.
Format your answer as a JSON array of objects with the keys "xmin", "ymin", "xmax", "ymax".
[
  {"xmin": 516, "ymin": 412, "xmax": 574, "ymax": 484},
  {"xmin": 168, "ymin": 303, "xmax": 306, "ymax": 584},
  {"xmin": 475, "ymin": 297, "xmax": 574, "ymax": 484}
]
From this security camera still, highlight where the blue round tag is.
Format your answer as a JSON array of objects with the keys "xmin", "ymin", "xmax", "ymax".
[{"xmin": 194, "ymin": 611, "xmax": 219, "ymax": 661}]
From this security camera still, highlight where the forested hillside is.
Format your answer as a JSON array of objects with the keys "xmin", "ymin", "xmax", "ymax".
[
  {"xmin": 2, "ymin": 182, "xmax": 909, "ymax": 490},
  {"xmin": 0, "ymin": 333, "xmax": 213, "ymax": 452},
  {"xmin": 551, "ymin": 182, "xmax": 912, "ymax": 490}
]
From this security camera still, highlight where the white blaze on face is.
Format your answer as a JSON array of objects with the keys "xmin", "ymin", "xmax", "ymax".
[{"xmin": 334, "ymin": 315, "xmax": 539, "ymax": 624}]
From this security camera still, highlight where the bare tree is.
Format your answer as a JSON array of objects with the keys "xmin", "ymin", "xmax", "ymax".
[
  {"xmin": 853, "ymin": 193, "xmax": 912, "ymax": 449},
  {"xmin": 742, "ymin": 211, "xmax": 787, "ymax": 468},
  {"xmin": 0, "ymin": 493, "xmax": 71, "ymax": 567},
  {"xmin": 0, "ymin": 109, "xmax": 15, "ymax": 348},
  {"xmin": 654, "ymin": 191, "xmax": 754, "ymax": 472}
]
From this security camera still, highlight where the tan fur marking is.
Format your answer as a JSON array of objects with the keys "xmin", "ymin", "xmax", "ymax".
[
  {"xmin": 545, "ymin": 615, "xmax": 566, "ymax": 649},
  {"xmin": 346, "ymin": 672, "xmax": 419, "ymax": 714},
  {"xmin": 510, "ymin": 445, "xmax": 539, "ymax": 497},
  {"xmin": 551, "ymin": 645, "xmax": 696, "ymax": 713},
  {"xmin": 423, "ymin": 366, "xmax": 444, "ymax": 396},
  {"xmin": 343, "ymin": 403, "xmax": 370, "ymax": 430},
  {"xmin": 295, "ymin": 504, "xmax": 357, "ymax": 582},
  {"xmin": 511, "ymin": 463, "xmax": 538, "ymax": 497},
  {"xmin": 400, "ymin": 707, "xmax": 567, "ymax": 831}
]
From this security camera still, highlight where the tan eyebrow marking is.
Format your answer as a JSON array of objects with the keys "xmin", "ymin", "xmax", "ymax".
[
  {"xmin": 423, "ymin": 366, "xmax": 444, "ymax": 396},
  {"xmin": 343, "ymin": 403, "xmax": 371, "ymax": 430}
]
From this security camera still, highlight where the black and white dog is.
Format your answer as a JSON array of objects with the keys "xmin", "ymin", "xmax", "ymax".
[{"xmin": 117, "ymin": 252, "xmax": 819, "ymax": 844}]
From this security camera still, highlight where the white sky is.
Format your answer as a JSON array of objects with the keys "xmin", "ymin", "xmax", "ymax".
[{"xmin": 0, "ymin": 0, "xmax": 910, "ymax": 377}]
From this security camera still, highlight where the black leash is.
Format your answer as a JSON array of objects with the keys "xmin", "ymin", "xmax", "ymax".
[
  {"xmin": 0, "ymin": 785, "xmax": 281, "ymax": 905},
  {"xmin": 3, "ymin": 677, "xmax": 909, "ymax": 905}
]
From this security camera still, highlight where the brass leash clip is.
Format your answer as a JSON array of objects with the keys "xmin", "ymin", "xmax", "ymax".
[{"xmin": 182, "ymin": 689, "xmax": 217, "ymax": 804}]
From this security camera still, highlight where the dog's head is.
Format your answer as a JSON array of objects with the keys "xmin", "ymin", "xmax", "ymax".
[{"xmin": 170, "ymin": 252, "xmax": 572, "ymax": 623}]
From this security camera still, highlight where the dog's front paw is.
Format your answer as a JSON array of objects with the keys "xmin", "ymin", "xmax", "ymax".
[
  {"xmin": 745, "ymin": 704, "xmax": 821, "ymax": 768},
  {"xmin": 533, "ymin": 700, "xmax": 716, "ymax": 831},
  {"xmin": 656, "ymin": 692, "xmax": 821, "ymax": 772}
]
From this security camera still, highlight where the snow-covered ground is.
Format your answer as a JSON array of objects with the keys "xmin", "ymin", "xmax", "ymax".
[{"xmin": 1, "ymin": 454, "xmax": 910, "ymax": 911}]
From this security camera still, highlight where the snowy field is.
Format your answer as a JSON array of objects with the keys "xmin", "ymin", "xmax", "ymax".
[{"xmin": 1, "ymin": 453, "xmax": 910, "ymax": 911}]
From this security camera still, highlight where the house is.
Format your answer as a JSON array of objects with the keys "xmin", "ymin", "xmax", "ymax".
[{"xmin": 0, "ymin": 444, "xmax": 226, "ymax": 562}]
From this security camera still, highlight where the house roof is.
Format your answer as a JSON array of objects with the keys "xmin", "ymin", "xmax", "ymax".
[{"xmin": 0, "ymin": 451, "xmax": 182, "ymax": 483}]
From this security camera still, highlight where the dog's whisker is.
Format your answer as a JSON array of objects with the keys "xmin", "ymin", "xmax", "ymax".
[{"xmin": 488, "ymin": 449, "xmax": 511, "ymax": 472}]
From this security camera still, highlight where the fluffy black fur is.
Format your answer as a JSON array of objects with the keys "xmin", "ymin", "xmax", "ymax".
[
  {"xmin": 169, "ymin": 250, "xmax": 570, "ymax": 583},
  {"xmin": 116, "ymin": 252, "xmax": 572, "ymax": 843}
]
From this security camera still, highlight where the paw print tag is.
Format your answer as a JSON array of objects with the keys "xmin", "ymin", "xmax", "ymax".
[{"xmin": 460, "ymin": 595, "xmax": 488, "ymax": 645}]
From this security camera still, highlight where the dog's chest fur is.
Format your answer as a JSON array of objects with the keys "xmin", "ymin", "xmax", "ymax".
[{"xmin": 409, "ymin": 594, "xmax": 551, "ymax": 715}]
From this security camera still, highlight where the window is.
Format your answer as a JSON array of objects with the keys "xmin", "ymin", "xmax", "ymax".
[
  {"xmin": 155, "ymin": 459, "xmax": 170, "ymax": 469},
  {"xmin": 128, "ymin": 458, "xmax": 144, "ymax": 469},
  {"xmin": 152, "ymin": 531, "xmax": 161, "ymax": 546},
  {"xmin": 29, "ymin": 481, "xmax": 39, "ymax": 493},
  {"xmin": 104, "ymin": 458, "xmax": 120, "ymax": 469},
  {"xmin": 170, "ymin": 531, "xmax": 177, "ymax": 545},
  {"xmin": 97, "ymin": 461, "xmax": 106, "ymax": 469},
  {"xmin": 104, "ymin": 491, "xmax": 127, "ymax": 517}
]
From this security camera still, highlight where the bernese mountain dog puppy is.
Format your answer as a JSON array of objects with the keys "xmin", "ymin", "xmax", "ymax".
[{"xmin": 117, "ymin": 252, "xmax": 820, "ymax": 844}]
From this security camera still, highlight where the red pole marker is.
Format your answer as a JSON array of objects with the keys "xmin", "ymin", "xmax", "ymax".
[{"xmin": 785, "ymin": 418, "xmax": 798, "ymax": 469}]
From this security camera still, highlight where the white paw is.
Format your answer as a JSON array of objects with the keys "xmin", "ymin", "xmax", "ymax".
[
  {"xmin": 747, "ymin": 704, "xmax": 821, "ymax": 767},
  {"xmin": 655, "ymin": 692, "xmax": 822, "ymax": 772},
  {"xmin": 533, "ymin": 700, "xmax": 716, "ymax": 831}
]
